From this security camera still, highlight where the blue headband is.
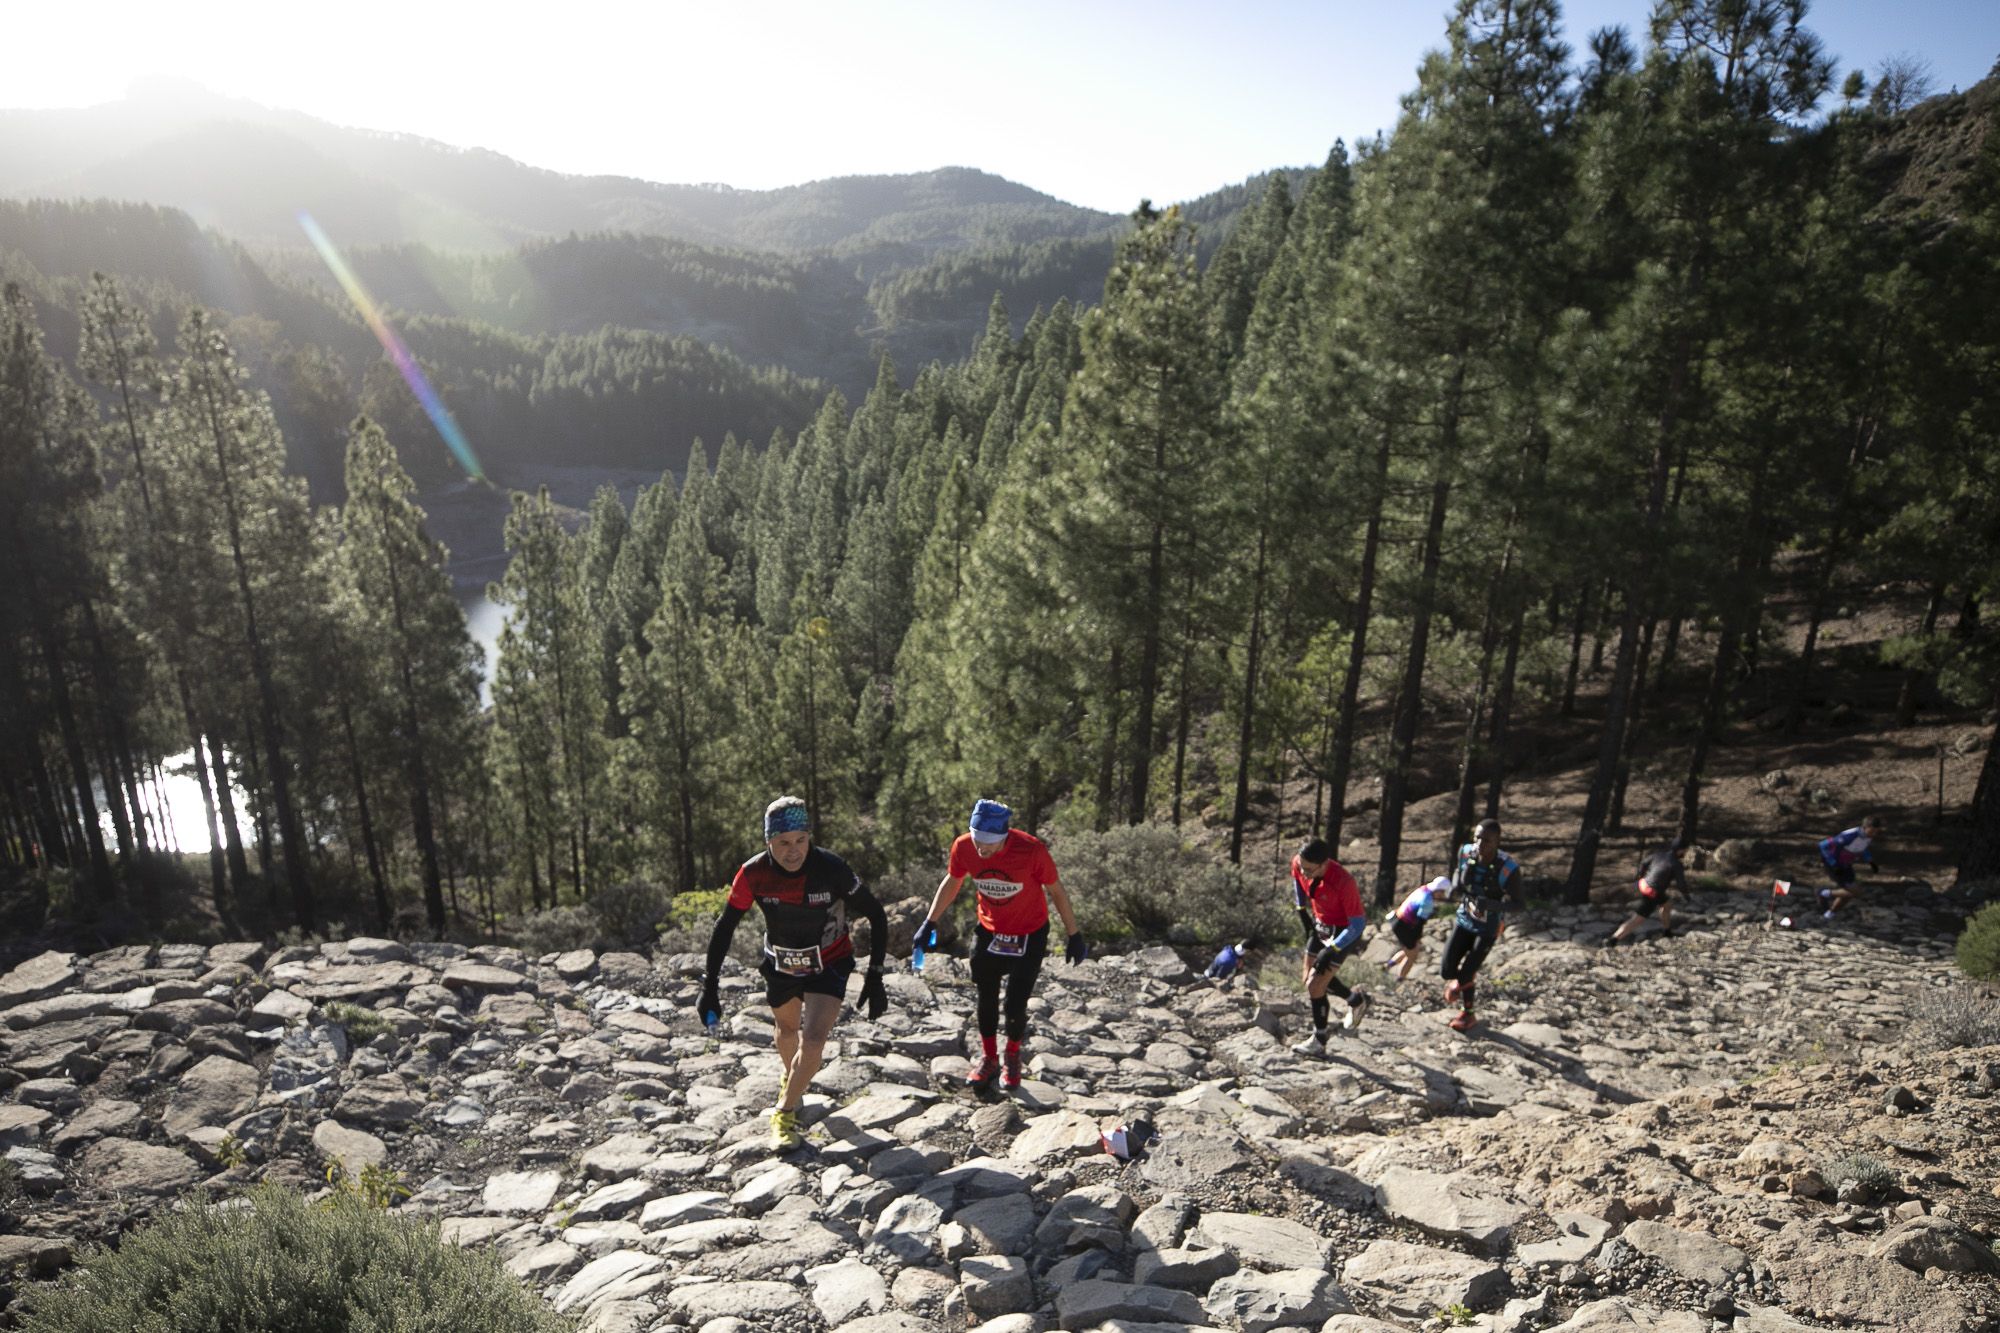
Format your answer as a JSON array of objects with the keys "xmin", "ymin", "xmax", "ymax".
[
  {"xmin": 969, "ymin": 799, "xmax": 1012, "ymax": 839},
  {"xmin": 765, "ymin": 802, "xmax": 810, "ymax": 838}
]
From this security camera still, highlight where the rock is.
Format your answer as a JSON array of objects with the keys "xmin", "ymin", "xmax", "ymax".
[
  {"xmin": 869, "ymin": 1194, "xmax": 945, "ymax": 1262},
  {"xmin": 730, "ymin": 1162, "xmax": 805, "ymax": 1216},
  {"xmin": 1189, "ymin": 1211, "xmax": 1333, "ymax": 1271},
  {"xmin": 555, "ymin": 949, "xmax": 598, "ymax": 981},
  {"xmin": 595, "ymin": 953, "xmax": 653, "ymax": 990},
  {"xmin": 0, "ymin": 950, "xmax": 77, "ymax": 1006},
  {"xmin": 1619, "ymin": 1220, "xmax": 1748, "ymax": 1286},
  {"xmin": 343, "ymin": 938, "xmax": 410, "ymax": 963},
  {"xmin": 1124, "ymin": 945, "xmax": 1193, "ymax": 984},
  {"xmin": 0, "ymin": 1106, "xmax": 52, "ymax": 1147},
  {"xmin": 1517, "ymin": 1212, "xmax": 1612, "ymax": 1266},
  {"xmin": 953, "ymin": 1192, "xmax": 1039, "ymax": 1256},
  {"xmin": 1009, "ymin": 1109, "xmax": 1104, "ymax": 1164},
  {"xmin": 1341, "ymin": 1239, "xmax": 1506, "ymax": 1318},
  {"xmin": 440, "ymin": 962, "xmax": 527, "ymax": 993},
  {"xmin": 1139, "ymin": 1132, "xmax": 1251, "ymax": 1189},
  {"xmin": 1714, "ymin": 839, "xmax": 1763, "ymax": 871},
  {"xmin": 1035, "ymin": 1185, "xmax": 1134, "ymax": 1252},
  {"xmin": 1201, "ymin": 1267, "xmax": 1350, "ymax": 1333},
  {"xmin": 806, "ymin": 1256, "xmax": 889, "ymax": 1324},
  {"xmin": 333, "ymin": 1075, "xmax": 426, "ymax": 1125},
  {"xmin": 1542, "ymin": 1298, "xmax": 1708, "ymax": 1331},
  {"xmin": 483, "ymin": 1169, "xmax": 563, "ymax": 1214},
  {"xmin": 1372, "ymin": 1166, "xmax": 1526, "ymax": 1253},
  {"xmin": 1054, "ymin": 1278, "xmax": 1206, "ymax": 1330},
  {"xmin": 551, "ymin": 1249, "xmax": 666, "ymax": 1313},
  {"xmin": 15, "ymin": 1079, "xmax": 83, "ymax": 1113},
  {"xmin": 507, "ymin": 1240, "xmax": 583, "ymax": 1282},
  {"xmin": 1323, "ymin": 1319, "xmax": 1428, "ymax": 1333},
  {"xmin": 1132, "ymin": 1244, "xmax": 1238, "ymax": 1288},
  {"xmin": 1868, "ymin": 1215, "xmax": 2000, "ymax": 1275},
  {"xmin": 0, "ymin": 1234, "xmax": 72, "ymax": 1277},
  {"xmin": 312, "ymin": 1120, "xmax": 388, "ymax": 1175},
  {"xmin": 574, "ymin": 1178, "xmax": 662, "ymax": 1222},
  {"xmin": 959, "ymin": 1253, "xmax": 1032, "ymax": 1318},
  {"xmin": 1128, "ymin": 1193, "xmax": 1195, "ymax": 1252},
  {"xmin": 78, "ymin": 1137, "xmax": 204, "ymax": 1195},
  {"xmin": 828, "ymin": 1316, "xmax": 936, "ymax": 1333},
  {"xmin": 161, "ymin": 1055, "xmax": 260, "ymax": 1138},
  {"xmin": 666, "ymin": 1279, "xmax": 809, "ymax": 1325},
  {"xmin": 49, "ymin": 1100, "xmax": 140, "ymax": 1154},
  {"xmin": 580, "ymin": 1131, "xmax": 660, "ymax": 1181}
]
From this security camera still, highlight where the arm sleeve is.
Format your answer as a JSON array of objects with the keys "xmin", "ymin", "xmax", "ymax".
[
  {"xmin": 850, "ymin": 884, "xmax": 888, "ymax": 971},
  {"xmin": 705, "ymin": 903, "xmax": 746, "ymax": 983},
  {"xmin": 1331, "ymin": 922, "xmax": 1364, "ymax": 952}
]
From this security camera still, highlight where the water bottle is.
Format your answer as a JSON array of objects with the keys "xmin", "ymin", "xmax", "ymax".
[{"xmin": 911, "ymin": 938, "xmax": 926, "ymax": 973}]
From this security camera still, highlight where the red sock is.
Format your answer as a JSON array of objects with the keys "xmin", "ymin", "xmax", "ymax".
[
  {"xmin": 1005, "ymin": 1040, "xmax": 1021, "ymax": 1060},
  {"xmin": 981, "ymin": 1035, "xmax": 998, "ymax": 1059}
]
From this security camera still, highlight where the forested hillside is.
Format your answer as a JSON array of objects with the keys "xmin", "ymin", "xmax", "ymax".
[{"xmin": 2, "ymin": 2, "xmax": 1997, "ymax": 951}]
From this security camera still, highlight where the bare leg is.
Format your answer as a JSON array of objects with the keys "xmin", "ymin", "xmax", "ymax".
[
  {"xmin": 1610, "ymin": 912, "xmax": 1642, "ymax": 942},
  {"xmin": 772, "ymin": 998, "xmax": 801, "ymax": 1099},
  {"xmin": 779, "ymin": 992, "xmax": 842, "ymax": 1112}
]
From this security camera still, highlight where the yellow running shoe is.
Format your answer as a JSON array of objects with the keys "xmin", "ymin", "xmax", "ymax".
[{"xmin": 770, "ymin": 1108, "xmax": 803, "ymax": 1151}]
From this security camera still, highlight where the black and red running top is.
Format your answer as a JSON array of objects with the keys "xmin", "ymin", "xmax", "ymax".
[{"xmin": 727, "ymin": 846, "xmax": 864, "ymax": 964}]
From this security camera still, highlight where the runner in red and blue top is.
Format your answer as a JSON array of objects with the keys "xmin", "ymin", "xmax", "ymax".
[
  {"xmin": 1290, "ymin": 839, "xmax": 1371, "ymax": 1057},
  {"xmin": 1441, "ymin": 817, "xmax": 1523, "ymax": 1032},
  {"xmin": 915, "ymin": 799, "xmax": 1083, "ymax": 1093},
  {"xmin": 1606, "ymin": 838, "xmax": 1687, "ymax": 947},
  {"xmin": 700, "ymin": 795, "xmax": 889, "ymax": 1150},
  {"xmin": 1816, "ymin": 816, "xmax": 1882, "ymax": 919},
  {"xmin": 1287, "ymin": 849, "xmax": 1322, "ymax": 946},
  {"xmin": 1387, "ymin": 874, "xmax": 1452, "ymax": 982}
]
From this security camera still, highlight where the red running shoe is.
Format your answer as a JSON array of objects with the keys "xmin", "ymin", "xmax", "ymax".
[
  {"xmin": 1448, "ymin": 1009, "xmax": 1476, "ymax": 1032},
  {"xmin": 968, "ymin": 1054, "xmax": 1000, "ymax": 1089},
  {"xmin": 1002, "ymin": 1048, "xmax": 1023, "ymax": 1090}
]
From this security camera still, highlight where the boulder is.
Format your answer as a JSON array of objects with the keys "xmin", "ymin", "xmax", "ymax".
[
  {"xmin": 1342, "ymin": 1239, "xmax": 1506, "ymax": 1317},
  {"xmin": 959, "ymin": 1253, "xmax": 1032, "ymax": 1318},
  {"xmin": 78, "ymin": 1137, "xmax": 204, "ymax": 1195},
  {"xmin": 1201, "ymin": 1267, "xmax": 1350, "ymax": 1332},
  {"xmin": 1373, "ymin": 1166, "xmax": 1526, "ymax": 1253},
  {"xmin": 162, "ymin": 1055, "xmax": 260, "ymax": 1138},
  {"xmin": 1189, "ymin": 1211, "xmax": 1333, "ymax": 1271},
  {"xmin": 1867, "ymin": 1215, "xmax": 2000, "ymax": 1275},
  {"xmin": 1054, "ymin": 1279, "xmax": 1206, "ymax": 1330},
  {"xmin": 311, "ymin": 1120, "xmax": 388, "ymax": 1175},
  {"xmin": 0, "ymin": 951, "xmax": 77, "ymax": 1007},
  {"xmin": 1620, "ymin": 1220, "xmax": 1748, "ymax": 1286}
]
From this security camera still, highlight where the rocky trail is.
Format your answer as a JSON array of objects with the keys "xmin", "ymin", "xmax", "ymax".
[{"xmin": 2, "ymin": 887, "xmax": 1997, "ymax": 1333}]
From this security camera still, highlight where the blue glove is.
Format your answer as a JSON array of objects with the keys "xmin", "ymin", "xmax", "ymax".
[
  {"xmin": 912, "ymin": 921, "xmax": 938, "ymax": 954},
  {"xmin": 1065, "ymin": 932, "xmax": 1088, "ymax": 965}
]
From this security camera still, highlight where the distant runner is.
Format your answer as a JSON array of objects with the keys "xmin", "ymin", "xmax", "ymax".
[
  {"xmin": 1205, "ymin": 939, "xmax": 1251, "ymax": 981},
  {"xmin": 700, "ymin": 796, "xmax": 889, "ymax": 1151},
  {"xmin": 1291, "ymin": 840, "xmax": 1371, "ymax": 1057},
  {"xmin": 1387, "ymin": 874, "xmax": 1452, "ymax": 982},
  {"xmin": 1605, "ymin": 838, "xmax": 1687, "ymax": 946},
  {"xmin": 914, "ymin": 799, "xmax": 1084, "ymax": 1093},
  {"xmin": 1441, "ymin": 817, "xmax": 1522, "ymax": 1032},
  {"xmin": 1286, "ymin": 840, "xmax": 1328, "ymax": 946},
  {"xmin": 1816, "ymin": 816, "xmax": 1883, "ymax": 919}
]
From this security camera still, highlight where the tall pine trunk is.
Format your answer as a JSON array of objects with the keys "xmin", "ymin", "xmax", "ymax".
[
  {"xmin": 1095, "ymin": 645, "xmax": 1124, "ymax": 832},
  {"xmin": 1325, "ymin": 431, "xmax": 1390, "ymax": 848},
  {"xmin": 338, "ymin": 697, "xmax": 393, "ymax": 932},
  {"xmin": 1450, "ymin": 551, "xmax": 1511, "ymax": 855},
  {"xmin": 28, "ymin": 589, "xmax": 115, "ymax": 903},
  {"xmin": 1228, "ymin": 532, "xmax": 1269, "ymax": 862},
  {"xmin": 1125, "ymin": 510, "xmax": 1167, "ymax": 827},
  {"xmin": 377, "ymin": 526, "xmax": 449, "ymax": 934},
  {"xmin": 1482, "ymin": 600, "xmax": 1527, "ymax": 817},
  {"xmin": 1607, "ymin": 617, "xmax": 1660, "ymax": 832},
  {"xmin": 1374, "ymin": 471, "xmax": 1454, "ymax": 907},
  {"xmin": 196, "ymin": 373, "xmax": 314, "ymax": 928}
]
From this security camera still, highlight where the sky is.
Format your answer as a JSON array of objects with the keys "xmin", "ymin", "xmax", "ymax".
[{"xmin": 9, "ymin": 1, "xmax": 1999, "ymax": 212}]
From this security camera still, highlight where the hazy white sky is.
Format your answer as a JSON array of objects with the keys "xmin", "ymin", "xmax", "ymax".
[{"xmin": 11, "ymin": 1, "xmax": 1998, "ymax": 211}]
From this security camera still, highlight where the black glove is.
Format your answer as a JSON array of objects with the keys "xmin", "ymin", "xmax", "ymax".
[
  {"xmin": 1065, "ymin": 932, "xmax": 1088, "ymax": 965},
  {"xmin": 912, "ymin": 921, "xmax": 938, "ymax": 954},
  {"xmin": 860, "ymin": 968, "xmax": 889, "ymax": 1019},
  {"xmin": 696, "ymin": 980, "xmax": 722, "ymax": 1029}
]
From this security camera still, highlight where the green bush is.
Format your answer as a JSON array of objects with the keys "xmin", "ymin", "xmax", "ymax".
[
  {"xmin": 514, "ymin": 904, "xmax": 599, "ymax": 955},
  {"xmin": 323, "ymin": 1002, "xmax": 391, "ymax": 1045},
  {"xmin": 22, "ymin": 1185, "xmax": 572, "ymax": 1332},
  {"xmin": 1957, "ymin": 902, "xmax": 2000, "ymax": 980},
  {"xmin": 1909, "ymin": 983, "xmax": 2000, "ymax": 1051},
  {"xmin": 1822, "ymin": 1152, "xmax": 1897, "ymax": 1199},
  {"xmin": 1049, "ymin": 822, "xmax": 1289, "ymax": 947}
]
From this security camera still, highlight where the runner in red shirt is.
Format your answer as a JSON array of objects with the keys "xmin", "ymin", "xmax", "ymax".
[
  {"xmin": 914, "ymin": 798, "xmax": 1083, "ymax": 1092},
  {"xmin": 1290, "ymin": 838, "xmax": 1372, "ymax": 1057}
]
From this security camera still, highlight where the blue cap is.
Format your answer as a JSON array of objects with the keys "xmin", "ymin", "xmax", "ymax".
[
  {"xmin": 764, "ymin": 797, "xmax": 810, "ymax": 838},
  {"xmin": 969, "ymin": 799, "xmax": 1012, "ymax": 840}
]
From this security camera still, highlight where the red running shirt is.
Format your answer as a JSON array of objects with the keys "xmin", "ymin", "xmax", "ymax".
[{"xmin": 949, "ymin": 829, "xmax": 1058, "ymax": 934}]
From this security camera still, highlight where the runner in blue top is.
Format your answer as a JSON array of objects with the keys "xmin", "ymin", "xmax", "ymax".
[
  {"xmin": 1387, "ymin": 874, "xmax": 1451, "ymax": 982},
  {"xmin": 1816, "ymin": 816, "xmax": 1882, "ymax": 919},
  {"xmin": 1440, "ymin": 818, "xmax": 1522, "ymax": 1032}
]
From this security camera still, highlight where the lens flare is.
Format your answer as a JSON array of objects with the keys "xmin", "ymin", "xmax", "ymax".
[{"xmin": 297, "ymin": 211, "xmax": 484, "ymax": 481}]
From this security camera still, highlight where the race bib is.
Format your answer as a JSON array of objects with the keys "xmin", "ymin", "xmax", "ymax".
[
  {"xmin": 985, "ymin": 933, "xmax": 1028, "ymax": 957},
  {"xmin": 771, "ymin": 945, "xmax": 823, "ymax": 976},
  {"xmin": 1464, "ymin": 900, "xmax": 1491, "ymax": 923},
  {"xmin": 972, "ymin": 876, "xmax": 1025, "ymax": 901}
]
